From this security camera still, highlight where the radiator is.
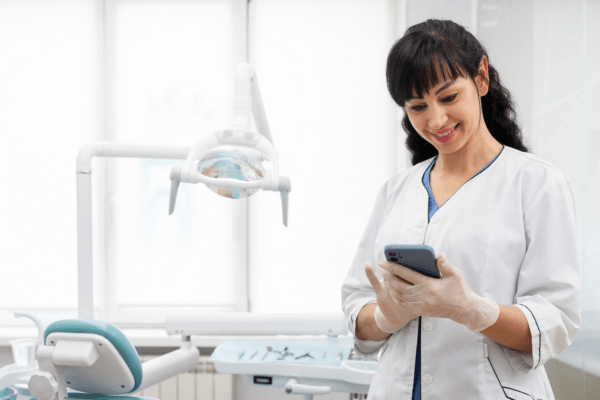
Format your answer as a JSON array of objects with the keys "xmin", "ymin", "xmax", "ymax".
[{"xmin": 133, "ymin": 355, "xmax": 233, "ymax": 400}]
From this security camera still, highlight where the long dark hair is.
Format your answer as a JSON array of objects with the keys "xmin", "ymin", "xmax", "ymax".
[{"xmin": 386, "ymin": 19, "xmax": 529, "ymax": 165}]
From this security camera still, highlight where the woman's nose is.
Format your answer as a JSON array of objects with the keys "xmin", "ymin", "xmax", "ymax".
[{"xmin": 428, "ymin": 104, "xmax": 448, "ymax": 130}]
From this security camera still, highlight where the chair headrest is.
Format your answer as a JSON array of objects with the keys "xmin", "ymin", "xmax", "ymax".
[{"xmin": 45, "ymin": 320, "xmax": 143, "ymax": 393}]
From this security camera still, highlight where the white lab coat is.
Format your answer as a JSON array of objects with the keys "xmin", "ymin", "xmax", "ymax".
[{"xmin": 341, "ymin": 146, "xmax": 580, "ymax": 400}]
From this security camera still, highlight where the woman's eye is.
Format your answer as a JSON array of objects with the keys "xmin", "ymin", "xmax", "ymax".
[
  {"xmin": 409, "ymin": 94, "xmax": 456, "ymax": 111},
  {"xmin": 442, "ymin": 94, "xmax": 458, "ymax": 103}
]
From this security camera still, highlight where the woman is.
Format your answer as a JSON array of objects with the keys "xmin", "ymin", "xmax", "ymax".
[{"xmin": 341, "ymin": 19, "xmax": 580, "ymax": 399}]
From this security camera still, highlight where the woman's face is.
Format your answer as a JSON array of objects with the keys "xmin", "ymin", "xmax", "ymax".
[{"xmin": 404, "ymin": 64, "xmax": 488, "ymax": 157}]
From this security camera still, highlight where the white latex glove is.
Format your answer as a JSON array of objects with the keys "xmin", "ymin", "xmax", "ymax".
[
  {"xmin": 364, "ymin": 262, "xmax": 419, "ymax": 334},
  {"xmin": 377, "ymin": 253, "xmax": 499, "ymax": 332}
]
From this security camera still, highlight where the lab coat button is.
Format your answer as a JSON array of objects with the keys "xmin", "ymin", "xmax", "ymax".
[
  {"xmin": 423, "ymin": 322, "xmax": 433, "ymax": 332},
  {"xmin": 423, "ymin": 374, "xmax": 433, "ymax": 384},
  {"xmin": 431, "ymin": 215, "xmax": 439, "ymax": 224}
]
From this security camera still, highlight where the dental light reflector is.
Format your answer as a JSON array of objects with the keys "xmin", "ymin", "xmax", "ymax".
[
  {"xmin": 168, "ymin": 63, "xmax": 291, "ymax": 226},
  {"xmin": 198, "ymin": 148, "xmax": 265, "ymax": 199}
]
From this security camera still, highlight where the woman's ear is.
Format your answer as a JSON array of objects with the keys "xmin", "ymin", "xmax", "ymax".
[{"xmin": 476, "ymin": 56, "xmax": 489, "ymax": 96}]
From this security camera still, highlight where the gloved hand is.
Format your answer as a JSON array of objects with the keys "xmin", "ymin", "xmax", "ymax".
[
  {"xmin": 377, "ymin": 253, "xmax": 499, "ymax": 332},
  {"xmin": 364, "ymin": 262, "xmax": 419, "ymax": 334}
]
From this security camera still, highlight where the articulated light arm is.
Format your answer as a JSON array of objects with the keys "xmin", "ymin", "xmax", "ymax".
[
  {"xmin": 234, "ymin": 63, "xmax": 273, "ymax": 144},
  {"xmin": 76, "ymin": 143, "xmax": 190, "ymax": 320}
]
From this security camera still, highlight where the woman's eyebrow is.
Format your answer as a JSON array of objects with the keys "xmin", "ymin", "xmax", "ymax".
[{"xmin": 407, "ymin": 81, "xmax": 457, "ymax": 101}]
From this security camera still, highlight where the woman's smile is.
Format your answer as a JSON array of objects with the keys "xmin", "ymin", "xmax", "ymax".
[{"xmin": 431, "ymin": 123, "xmax": 459, "ymax": 143}]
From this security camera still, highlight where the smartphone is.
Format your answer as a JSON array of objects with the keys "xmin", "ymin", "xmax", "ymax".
[{"xmin": 384, "ymin": 244, "xmax": 441, "ymax": 279}]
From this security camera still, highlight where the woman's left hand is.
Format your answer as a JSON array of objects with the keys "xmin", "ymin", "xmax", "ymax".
[{"xmin": 377, "ymin": 253, "xmax": 499, "ymax": 332}]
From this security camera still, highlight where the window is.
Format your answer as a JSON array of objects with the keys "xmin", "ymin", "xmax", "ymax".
[
  {"xmin": 0, "ymin": 0, "xmax": 400, "ymax": 326},
  {"xmin": 248, "ymin": 0, "xmax": 399, "ymax": 313},
  {"xmin": 0, "ymin": 0, "xmax": 98, "ymax": 323},
  {"xmin": 105, "ymin": 0, "xmax": 247, "ymax": 324}
]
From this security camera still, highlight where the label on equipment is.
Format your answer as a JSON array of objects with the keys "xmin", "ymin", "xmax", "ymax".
[{"xmin": 253, "ymin": 376, "xmax": 273, "ymax": 385}]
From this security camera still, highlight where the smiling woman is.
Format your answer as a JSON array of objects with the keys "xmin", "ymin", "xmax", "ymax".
[
  {"xmin": 386, "ymin": 20, "xmax": 529, "ymax": 166},
  {"xmin": 342, "ymin": 19, "xmax": 581, "ymax": 400}
]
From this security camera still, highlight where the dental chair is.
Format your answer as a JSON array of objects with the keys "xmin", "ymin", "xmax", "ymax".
[{"xmin": 27, "ymin": 319, "xmax": 198, "ymax": 400}]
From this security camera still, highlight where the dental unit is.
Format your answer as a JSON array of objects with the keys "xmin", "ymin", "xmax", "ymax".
[{"xmin": 2, "ymin": 63, "xmax": 373, "ymax": 400}]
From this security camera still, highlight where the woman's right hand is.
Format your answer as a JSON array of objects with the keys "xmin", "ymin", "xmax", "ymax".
[{"xmin": 365, "ymin": 262, "xmax": 419, "ymax": 333}]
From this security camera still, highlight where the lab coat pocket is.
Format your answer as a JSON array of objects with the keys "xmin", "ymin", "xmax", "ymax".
[
  {"xmin": 503, "ymin": 385, "xmax": 547, "ymax": 400},
  {"xmin": 485, "ymin": 357, "xmax": 548, "ymax": 400}
]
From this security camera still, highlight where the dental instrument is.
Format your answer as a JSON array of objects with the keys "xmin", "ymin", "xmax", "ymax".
[
  {"xmin": 250, "ymin": 349, "xmax": 258, "ymax": 360},
  {"xmin": 262, "ymin": 347, "xmax": 273, "ymax": 361}
]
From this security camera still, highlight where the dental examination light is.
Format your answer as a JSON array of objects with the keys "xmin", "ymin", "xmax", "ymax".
[{"xmin": 168, "ymin": 63, "xmax": 291, "ymax": 226}]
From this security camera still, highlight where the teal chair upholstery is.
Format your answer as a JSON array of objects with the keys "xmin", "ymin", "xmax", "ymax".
[
  {"xmin": 0, "ymin": 387, "xmax": 17, "ymax": 400},
  {"xmin": 38, "ymin": 320, "xmax": 154, "ymax": 400},
  {"xmin": 45, "ymin": 320, "xmax": 143, "ymax": 393}
]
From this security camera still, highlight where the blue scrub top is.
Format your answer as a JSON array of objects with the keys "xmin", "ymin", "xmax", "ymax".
[{"xmin": 412, "ymin": 147, "xmax": 504, "ymax": 400}]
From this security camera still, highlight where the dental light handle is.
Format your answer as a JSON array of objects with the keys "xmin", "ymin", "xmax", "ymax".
[
  {"xmin": 169, "ymin": 166, "xmax": 182, "ymax": 215},
  {"xmin": 169, "ymin": 164, "xmax": 291, "ymax": 225},
  {"xmin": 185, "ymin": 171, "xmax": 287, "ymax": 191},
  {"xmin": 284, "ymin": 379, "xmax": 331, "ymax": 400},
  {"xmin": 280, "ymin": 177, "xmax": 291, "ymax": 227}
]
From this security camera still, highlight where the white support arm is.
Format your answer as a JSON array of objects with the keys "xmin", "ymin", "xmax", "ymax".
[
  {"xmin": 233, "ymin": 63, "xmax": 273, "ymax": 144},
  {"xmin": 250, "ymin": 72, "xmax": 273, "ymax": 145},
  {"xmin": 76, "ymin": 143, "xmax": 191, "ymax": 320},
  {"xmin": 76, "ymin": 143, "xmax": 191, "ymax": 172},
  {"xmin": 138, "ymin": 341, "xmax": 199, "ymax": 392}
]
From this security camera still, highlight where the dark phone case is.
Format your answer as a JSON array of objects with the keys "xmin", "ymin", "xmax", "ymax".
[{"xmin": 384, "ymin": 244, "xmax": 441, "ymax": 279}]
